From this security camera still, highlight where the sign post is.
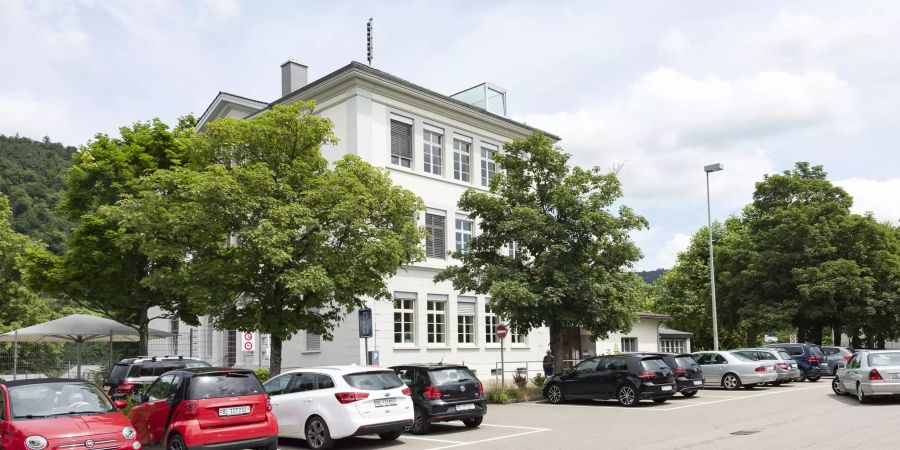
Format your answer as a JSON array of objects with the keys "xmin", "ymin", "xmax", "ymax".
[
  {"xmin": 359, "ymin": 308, "xmax": 373, "ymax": 365},
  {"xmin": 496, "ymin": 324, "xmax": 508, "ymax": 388}
]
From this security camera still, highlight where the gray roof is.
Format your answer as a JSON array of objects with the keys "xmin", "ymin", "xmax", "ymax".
[
  {"xmin": 659, "ymin": 327, "xmax": 693, "ymax": 338},
  {"xmin": 638, "ymin": 312, "xmax": 672, "ymax": 321}
]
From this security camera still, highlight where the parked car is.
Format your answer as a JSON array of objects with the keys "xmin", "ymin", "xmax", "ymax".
[
  {"xmin": 264, "ymin": 366, "xmax": 413, "ymax": 449},
  {"xmin": 692, "ymin": 351, "xmax": 777, "ymax": 390},
  {"xmin": 633, "ymin": 353, "xmax": 704, "ymax": 396},
  {"xmin": 833, "ymin": 350, "xmax": 900, "ymax": 403},
  {"xmin": 0, "ymin": 378, "xmax": 139, "ymax": 450},
  {"xmin": 543, "ymin": 354, "xmax": 676, "ymax": 407},
  {"xmin": 731, "ymin": 348, "xmax": 800, "ymax": 385},
  {"xmin": 391, "ymin": 363, "xmax": 485, "ymax": 434},
  {"xmin": 104, "ymin": 356, "xmax": 211, "ymax": 399},
  {"xmin": 821, "ymin": 346, "xmax": 854, "ymax": 375},
  {"xmin": 129, "ymin": 367, "xmax": 277, "ymax": 450},
  {"xmin": 764, "ymin": 343, "xmax": 826, "ymax": 382}
]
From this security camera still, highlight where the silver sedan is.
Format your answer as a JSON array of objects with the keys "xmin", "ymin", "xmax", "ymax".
[
  {"xmin": 693, "ymin": 351, "xmax": 778, "ymax": 390},
  {"xmin": 833, "ymin": 350, "xmax": 900, "ymax": 403}
]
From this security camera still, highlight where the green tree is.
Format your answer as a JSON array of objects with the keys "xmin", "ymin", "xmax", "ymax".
[
  {"xmin": 115, "ymin": 102, "xmax": 424, "ymax": 375},
  {"xmin": 435, "ymin": 132, "xmax": 648, "ymax": 372},
  {"xmin": 20, "ymin": 117, "xmax": 201, "ymax": 353}
]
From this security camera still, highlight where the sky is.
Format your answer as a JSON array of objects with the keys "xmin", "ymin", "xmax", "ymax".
[{"xmin": 2, "ymin": 0, "xmax": 899, "ymax": 270}]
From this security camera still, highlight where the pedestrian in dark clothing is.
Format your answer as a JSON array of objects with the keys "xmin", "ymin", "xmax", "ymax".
[{"xmin": 543, "ymin": 350, "xmax": 554, "ymax": 376}]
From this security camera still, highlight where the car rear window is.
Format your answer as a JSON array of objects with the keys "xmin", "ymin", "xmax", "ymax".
[
  {"xmin": 343, "ymin": 371, "xmax": 404, "ymax": 390},
  {"xmin": 868, "ymin": 353, "xmax": 900, "ymax": 367},
  {"xmin": 428, "ymin": 368, "xmax": 478, "ymax": 386},
  {"xmin": 810, "ymin": 346, "xmax": 824, "ymax": 357},
  {"xmin": 189, "ymin": 372, "xmax": 263, "ymax": 399},
  {"xmin": 674, "ymin": 356, "xmax": 697, "ymax": 368},
  {"xmin": 108, "ymin": 364, "xmax": 131, "ymax": 383},
  {"xmin": 184, "ymin": 360, "xmax": 211, "ymax": 368},
  {"xmin": 641, "ymin": 358, "xmax": 669, "ymax": 371},
  {"xmin": 778, "ymin": 351, "xmax": 793, "ymax": 360}
]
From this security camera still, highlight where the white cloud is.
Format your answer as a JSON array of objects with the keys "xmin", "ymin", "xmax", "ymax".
[
  {"xmin": 658, "ymin": 29, "xmax": 690, "ymax": 60},
  {"xmin": 651, "ymin": 232, "xmax": 692, "ymax": 270},
  {"xmin": 835, "ymin": 178, "xmax": 900, "ymax": 223}
]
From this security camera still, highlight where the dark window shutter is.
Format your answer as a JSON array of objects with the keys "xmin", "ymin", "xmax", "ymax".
[
  {"xmin": 426, "ymin": 213, "xmax": 445, "ymax": 258},
  {"xmin": 391, "ymin": 120, "xmax": 412, "ymax": 162}
]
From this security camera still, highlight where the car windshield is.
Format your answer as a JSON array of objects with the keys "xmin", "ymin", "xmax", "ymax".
[
  {"xmin": 641, "ymin": 359, "xmax": 669, "ymax": 371},
  {"xmin": 868, "ymin": 353, "xmax": 900, "ymax": 367},
  {"xmin": 8, "ymin": 382, "xmax": 114, "ymax": 419},
  {"xmin": 428, "ymin": 368, "xmax": 478, "ymax": 385},
  {"xmin": 343, "ymin": 371, "xmax": 404, "ymax": 390},
  {"xmin": 107, "ymin": 364, "xmax": 131, "ymax": 383},
  {"xmin": 189, "ymin": 373, "xmax": 263, "ymax": 400},
  {"xmin": 674, "ymin": 356, "xmax": 696, "ymax": 368}
]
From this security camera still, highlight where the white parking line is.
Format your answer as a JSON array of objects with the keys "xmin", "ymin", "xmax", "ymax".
[
  {"xmin": 401, "ymin": 436, "xmax": 466, "ymax": 444},
  {"xmin": 652, "ymin": 385, "xmax": 826, "ymax": 411},
  {"xmin": 426, "ymin": 427, "xmax": 550, "ymax": 450}
]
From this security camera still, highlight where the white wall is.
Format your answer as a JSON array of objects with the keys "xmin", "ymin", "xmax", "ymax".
[{"xmin": 597, "ymin": 319, "xmax": 664, "ymax": 354}]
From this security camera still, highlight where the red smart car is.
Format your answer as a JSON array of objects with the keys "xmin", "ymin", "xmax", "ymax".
[
  {"xmin": 0, "ymin": 378, "xmax": 140, "ymax": 450},
  {"xmin": 129, "ymin": 367, "xmax": 277, "ymax": 450}
]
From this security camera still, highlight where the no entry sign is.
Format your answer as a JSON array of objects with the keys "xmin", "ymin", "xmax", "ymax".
[{"xmin": 496, "ymin": 324, "xmax": 508, "ymax": 340}]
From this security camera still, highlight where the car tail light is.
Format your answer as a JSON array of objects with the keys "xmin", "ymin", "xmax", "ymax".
[
  {"xmin": 869, "ymin": 369, "xmax": 883, "ymax": 381},
  {"xmin": 843, "ymin": 354, "xmax": 852, "ymax": 361},
  {"xmin": 478, "ymin": 382, "xmax": 484, "ymax": 394},
  {"xmin": 266, "ymin": 395, "xmax": 273, "ymax": 411},
  {"xmin": 115, "ymin": 381, "xmax": 136, "ymax": 394},
  {"xmin": 755, "ymin": 366, "xmax": 767, "ymax": 373},
  {"xmin": 402, "ymin": 387, "xmax": 411, "ymax": 396},
  {"xmin": 182, "ymin": 401, "xmax": 198, "ymax": 420},
  {"xmin": 638, "ymin": 371, "xmax": 656, "ymax": 380},
  {"xmin": 673, "ymin": 368, "xmax": 686, "ymax": 376},
  {"xmin": 777, "ymin": 363, "xmax": 789, "ymax": 371},
  {"xmin": 335, "ymin": 392, "xmax": 370, "ymax": 404},
  {"xmin": 808, "ymin": 356, "xmax": 819, "ymax": 364},
  {"xmin": 425, "ymin": 386, "xmax": 442, "ymax": 399}
]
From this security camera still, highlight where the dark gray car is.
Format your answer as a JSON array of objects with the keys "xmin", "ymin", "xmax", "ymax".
[{"xmin": 821, "ymin": 346, "xmax": 853, "ymax": 376}]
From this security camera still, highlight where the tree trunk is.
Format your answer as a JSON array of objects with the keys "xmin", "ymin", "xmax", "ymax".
[
  {"xmin": 138, "ymin": 308, "xmax": 149, "ymax": 355},
  {"xmin": 809, "ymin": 326, "xmax": 823, "ymax": 346},
  {"xmin": 550, "ymin": 324, "xmax": 565, "ymax": 374},
  {"xmin": 269, "ymin": 334, "xmax": 282, "ymax": 376},
  {"xmin": 851, "ymin": 332, "xmax": 863, "ymax": 349}
]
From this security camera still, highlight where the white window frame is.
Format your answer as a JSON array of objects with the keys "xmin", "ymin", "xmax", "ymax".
[
  {"xmin": 480, "ymin": 143, "xmax": 498, "ymax": 187},
  {"xmin": 394, "ymin": 293, "xmax": 416, "ymax": 345},
  {"xmin": 485, "ymin": 305, "xmax": 499, "ymax": 344},
  {"xmin": 453, "ymin": 138, "xmax": 472, "ymax": 182},
  {"xmin": 509, "ymin": 327, "xmax": 526, "ymax": 345},
  {"xmin": 621, "ymin": 337, "xmax": 638, "ymax": 353},
  {"xmin": 457, "ymin": 296, "xmax": 477, "ymax": 345},
  {"xmin": 455, "ymin": 217, "xmax": 473, "ymax": 253},
  {"xmin": 660, "ymin": 339, "xmax": 685, "ymax": 354},
  {"xmin": 423, "ymin": 128, "xmax": 443, "ymax": 175},
  {"xmin": 426, "ymin": 295, "xmax": 448, "ymax": 344}
]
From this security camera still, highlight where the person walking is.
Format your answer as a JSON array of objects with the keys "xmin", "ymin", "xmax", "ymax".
[{"xmin": 543, "ymin": 350, "xmax": 554, "ymax": 376}]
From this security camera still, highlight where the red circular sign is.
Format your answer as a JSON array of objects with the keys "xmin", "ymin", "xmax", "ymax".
[
  {"xmin": 496, "ymin": 324, "xmax": 508, "ymax": 339},
  {"xmin": 244, "ymin": 332, "xmax": 254, "ymax": 340},
  {"xmin": 243, "ymin": 342, "xmax": 254, "ymax": 350}
]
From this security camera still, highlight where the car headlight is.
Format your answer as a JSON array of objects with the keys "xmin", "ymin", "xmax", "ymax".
[
  {"xmin": 122, "ymin": 426, "xmax": 137, "ymax": 440},
  {"xmin": 132, "ymin": 441, "xmax": 142, "ymax": 450},
  {"xmin": 25, "ymin": 436, "xmax": 48, "ymax": 450}
]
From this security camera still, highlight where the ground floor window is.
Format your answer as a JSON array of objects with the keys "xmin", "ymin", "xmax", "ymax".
[
  {"xmin": 621, "ymin": 337, "xmax": 638, "ymax": 353},
  {"xmin": 509, "ymin": 327, "xmax": 526, "ymax": 344},
  {"xmin": 660, "ymin": 338, "xmax": 685, "ymax": 353},
  {"xmin": 394, "ymin": 293, "xmax": 416, "ymax": 344},
  {"xmin": 427, "ymin": 295, "xmax": 448, "ymax": 344}
]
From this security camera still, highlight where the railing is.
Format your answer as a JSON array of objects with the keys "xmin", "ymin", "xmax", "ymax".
[{"xmin": 490, "ymin": 358, "xmax": 586, "ymax": 386}]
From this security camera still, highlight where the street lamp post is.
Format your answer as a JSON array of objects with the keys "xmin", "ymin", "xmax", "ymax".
[{"xmin": 704, "ymin": 163, "xmax": 724, "ymax": 351}]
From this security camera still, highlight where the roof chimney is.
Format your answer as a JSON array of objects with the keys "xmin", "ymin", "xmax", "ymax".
[{"xmin": 281, "ymin": 60, "xmax": 308, "ymax": 96}]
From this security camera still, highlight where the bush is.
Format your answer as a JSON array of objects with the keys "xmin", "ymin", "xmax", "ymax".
[
  {"xmin": 532, "ymin": 373, "xmax": 547, "ymax": 388},
  {"xmin": 254, "ymin": 367, "xmax": 271, "ymax": 383},
  {"xmin": 485, "ymin": 385, "xmax": 511, "ymax": 404},
  {"xmin": 512, "ymin": 371, "xmax": 528, "ymax": 388}
]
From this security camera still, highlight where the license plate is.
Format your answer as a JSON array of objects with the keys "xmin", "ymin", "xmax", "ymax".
[
  {"xmin": 456, "ymin": 403, "xmax": 476, "ymax": 411},
  {"xmin": 892, "ymin": 373, "xmax": 900, "ymax": 380},
  {"xmin": 693, "ymin": 380, "xmax": 702, "ymax": 385},
  {"xmin": 661, "ymin": 385, "xmax": 673, "ymax": 391},
  {"xmin": 375, "ymin": 398, "xmax": 398, "ymax": 407},
  {"xmin": 218, "ymin": 406, "xmax": 250, "ymax": 417}
]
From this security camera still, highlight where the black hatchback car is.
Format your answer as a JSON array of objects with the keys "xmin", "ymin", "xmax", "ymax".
[
  {"xmin": 391, "ymin": 363, "xmax": 486, "ymax": 434},
  {"xmin": 543, "ymin": 354, "xmax": 676, "ymax": 407},
  {"xmin": 635, "ymin": 353, "xmax": 704, "ymax": 396}
]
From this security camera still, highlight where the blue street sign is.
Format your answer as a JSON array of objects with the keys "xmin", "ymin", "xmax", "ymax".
[{"xmin": 359, "ymin": 308, "xmax": 373, "ymax": 338}]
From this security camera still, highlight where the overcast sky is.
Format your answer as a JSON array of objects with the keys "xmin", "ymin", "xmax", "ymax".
[{"xmin": 3, "ymin": 0, "xmax": 899, "ymax": 269}]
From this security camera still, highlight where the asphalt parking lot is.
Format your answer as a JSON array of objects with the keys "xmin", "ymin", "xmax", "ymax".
[{"xmin": 278, "ymin": 379, "xmax": 900, "ymax": 450}]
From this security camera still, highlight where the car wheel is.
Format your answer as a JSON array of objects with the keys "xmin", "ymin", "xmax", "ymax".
[
  {"xmin": 411, "ymin": 406, "xmax": 432, "ymax": 434},
  {"xmin": 378, "ymin": 431, "xmax": 402, "ymax": 441},
  {"xmin": 617, "ymin": 384, "xmax": 638, "ymax": 407},
  {"xmin": 305, "ymin": 416, "xmax": 335, "ymax": 449},
  {"xmin": 833, "ymin": 367, "xmax": 840, "ymax": 376},
  {"xmin": 832, "ymin": 377, "xmax": 845, "ymax": 395},
  {"xmin": 463, "ymin": 416, "xmax": 483, "ymax": 428},
  {"xmin": 681, "ymin": 390, "xmax": 698, "ymax": 397},
  {"xmin": 807, "ymin": 376, "xmax": 821, "ymax": 382},
  {"xmin": 857, "ymin": 383, "xmax": 870, "ymax": 404},
  {"xmin": 796, "ymin": 372, "xmax": 807, "ymax": 382},
  {"xmin": 166, "ymin": 435, "xmax": 186, "ymax": 450},
  {"xmin": 546, "ymin": 383, "xmax": 564, "ymax": 404},
  {"xmin": 722, "ymin": 373, "xmax": 742, "ymax": 390}
]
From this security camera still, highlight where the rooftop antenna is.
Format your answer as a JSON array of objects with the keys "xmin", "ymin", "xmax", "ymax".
[{"xmin": 366, "ymin": 18, "xmax": 373, "ymax": 66}]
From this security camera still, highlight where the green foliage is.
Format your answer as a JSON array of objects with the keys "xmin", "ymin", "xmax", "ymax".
[
  {"xmin": 115, "ymin": 102, "xmax": 424, "ymax": 374},
  {"xmin": 0, "ymin": 134, "xmax": 75, "ymax": 254},
  {"xmin": 436, "ymin": 132, "xmax": 648, "ymax": 371},
  {"xmin": 512, "ymin": 370, "xmax": 528, "ymax": 388},
  {"xmin": 254, "ymin": 367, "xmax": 271, "ymax": 383},
  {"xmin": 485, "ymin": 385, "xmax": 512, "ymax": 404},
  {"xmin": 531, "ymin": 373, "xmax": 547, "ymax": 388}
]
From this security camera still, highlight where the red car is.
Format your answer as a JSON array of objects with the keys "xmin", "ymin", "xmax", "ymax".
[
  {"xmin": 128, "ymin": 367, "xmax": 277, "ymax": 450},
  {"xmin": 0, "ymin": 378, "xmax": 140, "ymax": 450}
]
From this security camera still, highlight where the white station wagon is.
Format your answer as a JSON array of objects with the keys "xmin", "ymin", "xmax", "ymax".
[{"xmin": 263, "ymin": 365, "xmax": 414, "ymax": 449}]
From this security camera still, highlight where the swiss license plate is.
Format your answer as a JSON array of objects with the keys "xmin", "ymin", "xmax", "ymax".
[
  {"xmin": 892, "ymin": 373, "xmax": 900, "ymax": 380},
  {"xmin": 456, "ymin": 403, "xmax": 476, "ymax": 411},
  {"xmin": 375, "ymin": 398, "xmax": 398, "ymax": 407},
  {"xmin": 218, "ymin": 406, "xmax": 250, "ymax": 417},
  {"xmin": 661, "ymin": 385, "xmax": 673, "ymax": 391},
  {"xmin": 693, "ymin": 380, "xmax": 702, "ymax": 385}
]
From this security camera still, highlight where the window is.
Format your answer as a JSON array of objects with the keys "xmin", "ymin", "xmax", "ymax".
[
  {"xmin": 316, "ymin": 374, "xmax": 335, "ymax": 389},
  {"xmin": 457, "ymin": 296, "xmax": 476, "ymax": 344},
  {"xmin": 621, "ymin": 337, "xmax": 638, "ymax": 353},
  {"xmin": 395, "ymin": 368, "xmax": 416, "ymax": 385},
  {"xmin": 659, "ymin": 339, "xmax": 685, "ymax": 353},
  {"xmin": 507, "ymin": 241, "xmax": 518, "ymax": 257},
  {"xmin": 574, "ymin": 358, "xmax": 600, "ymax": 372},
  {"xmin": 390, "ymin": 118, "xmax": 413, "ymax": 168},
  {"xmin": 453, "ymin": 139, "xmax": 471, "ymax": 182},
  {"xmin": 455, "ymin": 218, "xmax": 473, "ymax": 253},
  {"xmin": 427, "ymin": 295, "xmax": 448, "ymax": 344},
  {"xmin": 485, "ymin": 305, "xmax": 499, "ymax": 344},
  {"xmin": 147, "ymin": 375, "xmax": 177, "ymax": 401},
  {"xmin": 264, "ymin": 374, "xmax": 293, "ymax": 396},
  {"xmin": 170, "ymin": 319, "xmax": 179, "ymax": 354},
  {"xmin": 189, "ymin": 373, "xmax": 263, "ymax": 400},
  {"xmin": 289, "ymin": 373, "xmax": 317, "ymax": 393},
  {"xmin": 393, "ymin": 293, "xmax": 416, "ymax": 344},
  {"xmin": 425, "ymin": 213, "xmax": 446, "ymax": 259},
  {"xmin": 509, "ymin": 327, "xmax": 525, "ymax": 344},
  {"xmin": 603, "ymin": 357, "xmax": 629, "ymax": 371},
  {"xmin": 306, "ymin": 333, "xmax": 321, "ymax": 352},
  {"xmin": 423, "ymin": 129, "xmax": 443, "ymax": 175},
  {"xmin": 480, "ymin": 144, "xmax": 497, "ymax": 186}
]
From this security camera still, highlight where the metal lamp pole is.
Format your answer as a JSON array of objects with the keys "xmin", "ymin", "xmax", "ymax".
[{"xmin": 704, "ymin": 163, "xmax": 724, "ymax": 351}]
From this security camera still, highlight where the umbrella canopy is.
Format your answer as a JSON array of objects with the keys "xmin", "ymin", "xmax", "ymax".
[{"xmin": 0, "ymin": 314, "xmax": 173, "ymax": 343}]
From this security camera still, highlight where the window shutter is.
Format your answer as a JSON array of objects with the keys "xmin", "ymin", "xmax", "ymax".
[
  {"xmin": 457, "ymin": 297, "xmax": 476, "ymax": 316},
  {"xmin": 391, "ymin": 120, "xmax": 412, "ymax": 160},
  {"xmin": 426, "ymin": 213, "xmax": 445, "ymax": 258},
  {"xmin": 306, "ymin": 334, "xmax": 321, "ymax": 352}
]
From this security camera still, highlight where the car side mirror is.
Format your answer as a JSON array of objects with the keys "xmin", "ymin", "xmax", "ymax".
[{"xmin": 113, "ymin": 400, "xmax": 128, "ymax": 410}]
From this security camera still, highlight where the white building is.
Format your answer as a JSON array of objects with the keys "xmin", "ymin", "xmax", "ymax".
[{"xmin": 151, "ymin": 60, "xmax": 686, "ymax": 378}]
